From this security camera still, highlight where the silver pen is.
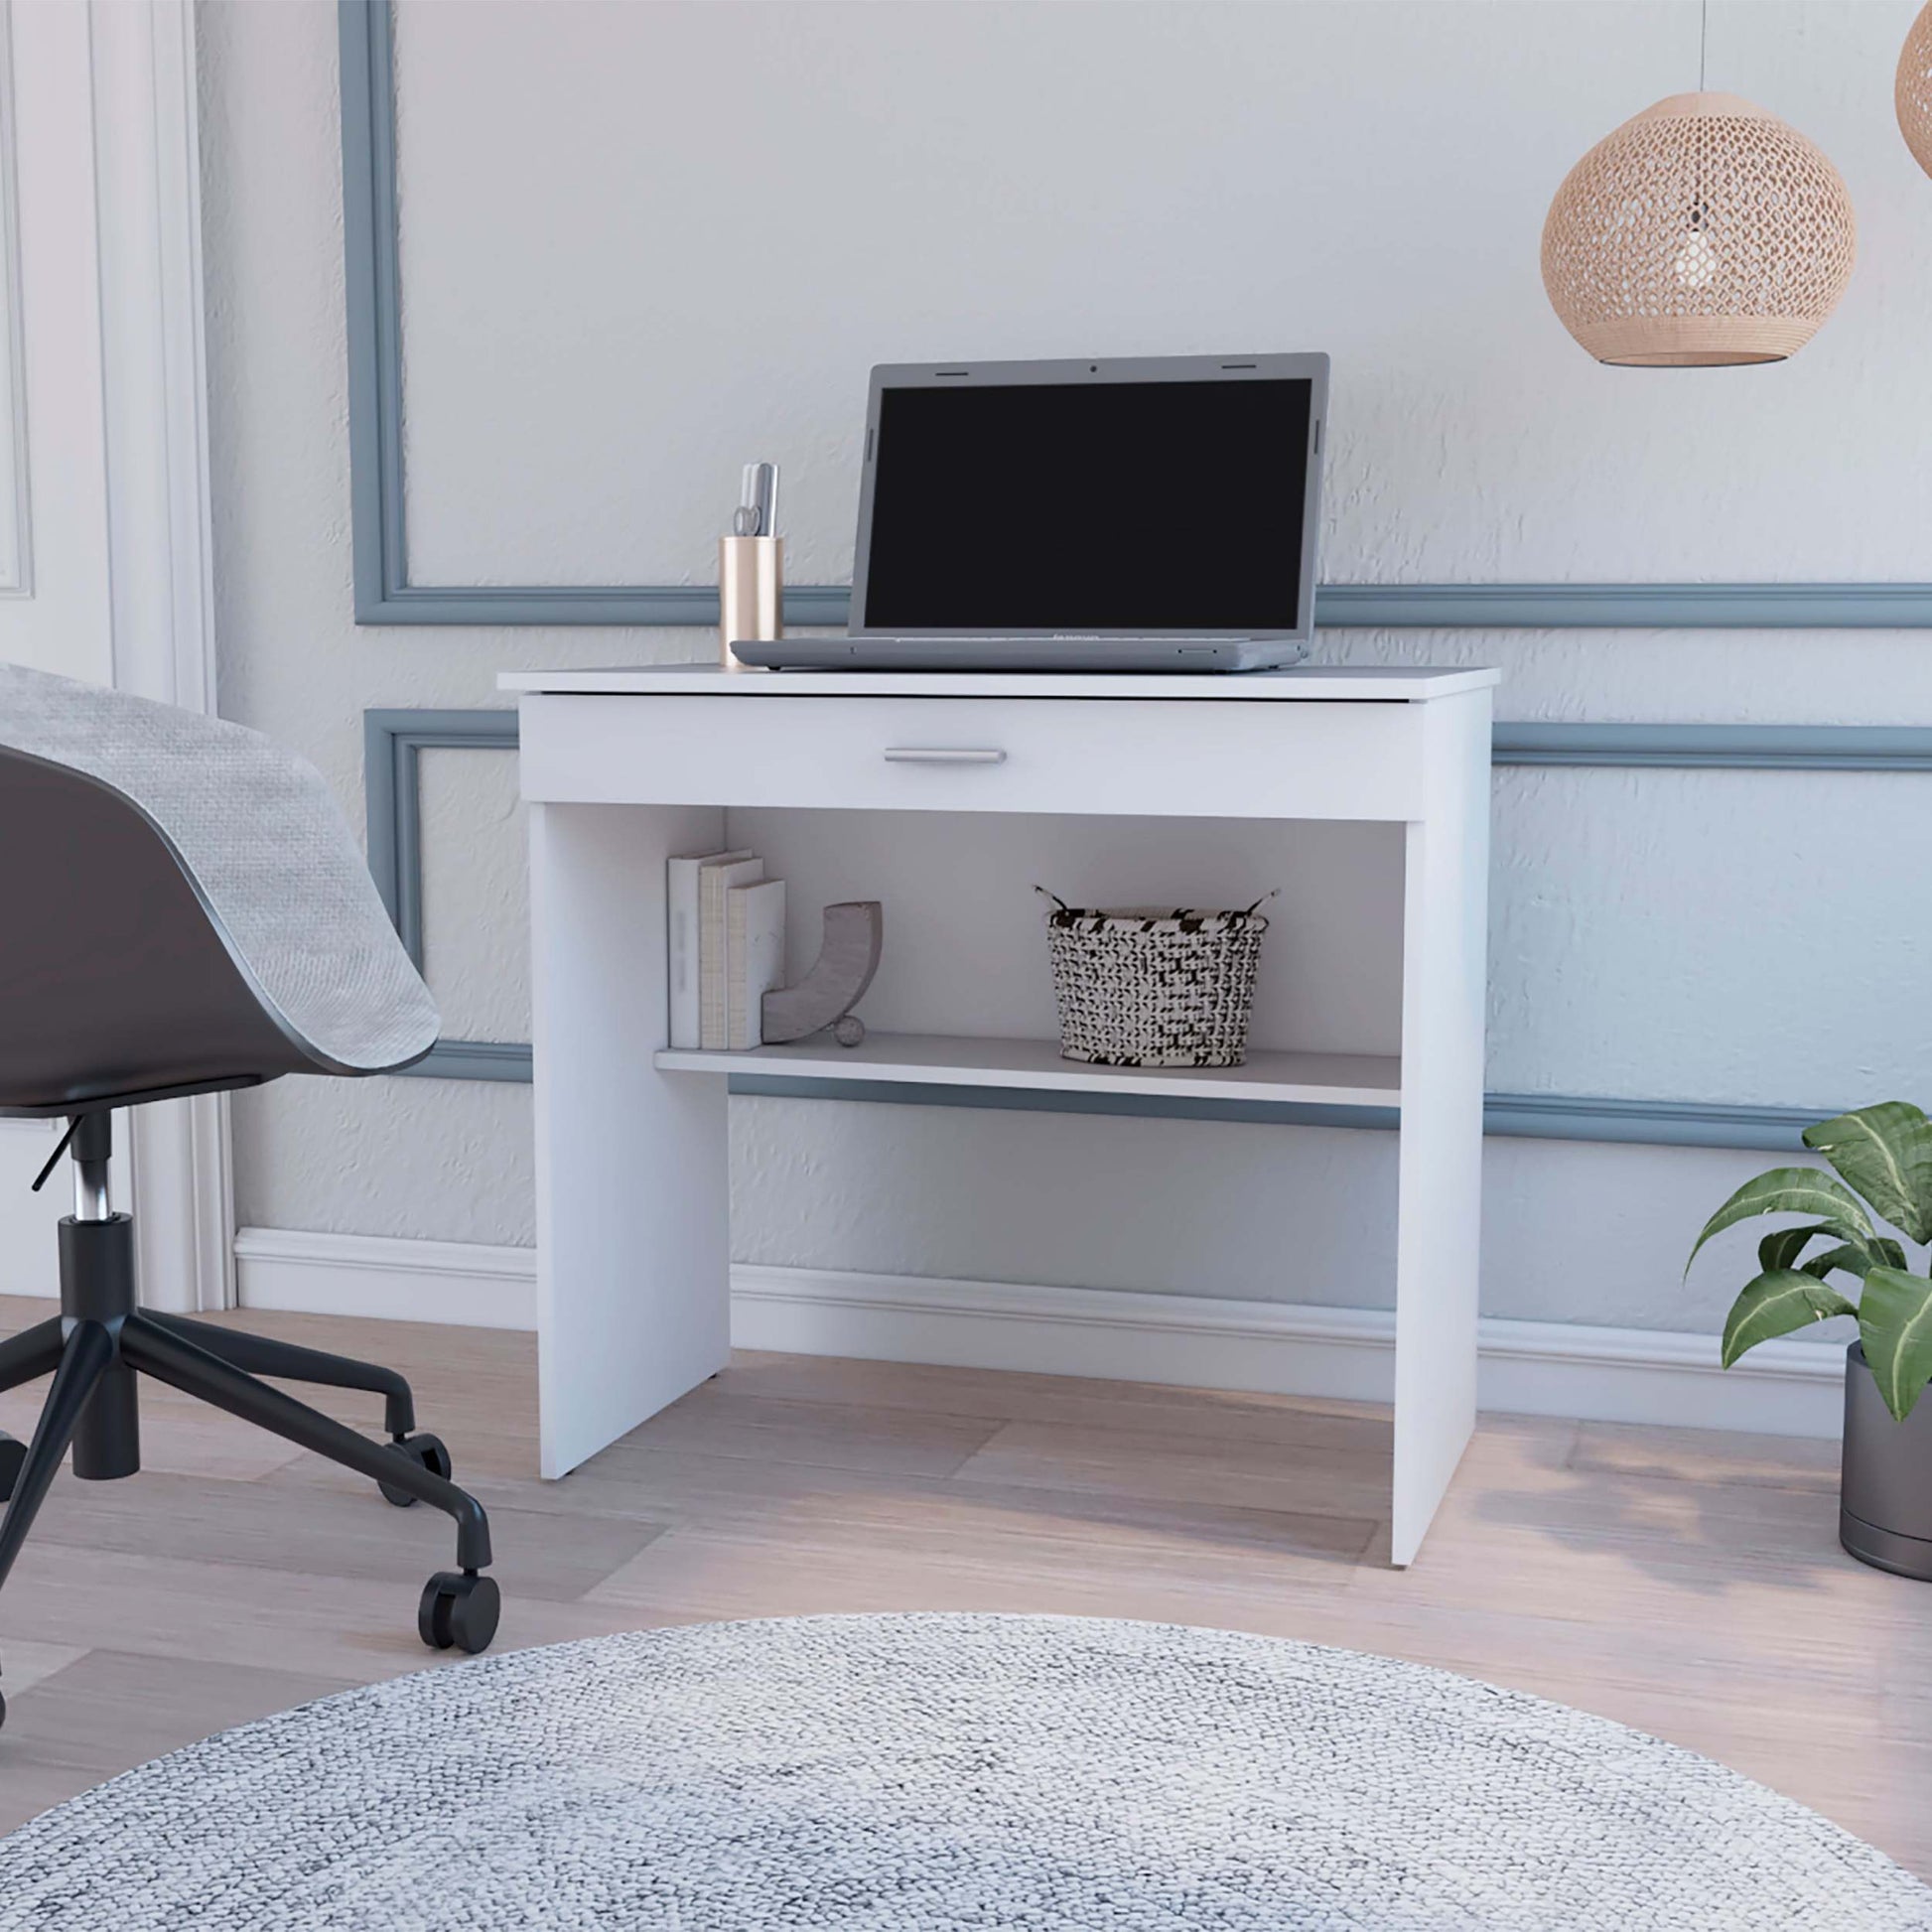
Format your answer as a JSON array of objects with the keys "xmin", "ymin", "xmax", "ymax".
[{"xmin": 735, "ymin": 462, "xmax": 779, "ymax": 538}]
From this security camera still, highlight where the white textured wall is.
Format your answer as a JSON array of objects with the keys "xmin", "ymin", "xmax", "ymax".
[
  {"xmin": 392, "ymin": 0, "xmax": 1932, "ymax": 587},
  {"xmin": 200, "ymin": 0, "xmax": 632, "ymax": 1247},
  {"xmin": 201, "ymin": 0, "xmax": 1932, "ymax": 1339}
]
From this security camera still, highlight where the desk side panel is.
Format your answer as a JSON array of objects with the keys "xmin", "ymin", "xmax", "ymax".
[
  {"xmin": 529, "ymin": 799, "xmax": 730, "ymax": 1477},
  {"xmin": 1391, "ymin": 687, "xmax": 1492, "ymax": 1565}
]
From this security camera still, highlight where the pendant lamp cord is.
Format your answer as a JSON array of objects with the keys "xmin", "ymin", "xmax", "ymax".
[{"xmin": 1699, "ymin": 0, "xmax": 1708, "ymax": 91}]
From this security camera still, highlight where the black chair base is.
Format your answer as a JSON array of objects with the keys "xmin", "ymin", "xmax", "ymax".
[{"xmin": 0, "ymin": 1207, "xmax": 498, "ymax": 1731}]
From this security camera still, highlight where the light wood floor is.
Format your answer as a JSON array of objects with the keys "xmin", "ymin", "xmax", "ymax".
[{"xmin": 0, "ymin": 1295, "xmax": 1925, "ymax": 1879}]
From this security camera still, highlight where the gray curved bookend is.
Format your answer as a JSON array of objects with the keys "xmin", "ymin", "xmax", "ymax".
[{"xmin": 761, "ymin": 901, "xmax": 883, "ymax": 1046}]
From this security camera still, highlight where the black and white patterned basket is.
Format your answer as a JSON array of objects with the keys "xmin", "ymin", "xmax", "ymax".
[{"xmin": 1037, "ymin": 888, "xmax": 1273, "ymax": 1068}]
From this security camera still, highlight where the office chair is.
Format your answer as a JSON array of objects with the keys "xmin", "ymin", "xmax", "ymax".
[{"xmin": 0, "ymin": 663, "xmax": 499, "ymax": 1727}]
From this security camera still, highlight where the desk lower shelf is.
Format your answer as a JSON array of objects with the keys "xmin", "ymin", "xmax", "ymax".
[{"xmin": 653, "ymin": 1033, "xmax": 1400, "ymax": 1108}]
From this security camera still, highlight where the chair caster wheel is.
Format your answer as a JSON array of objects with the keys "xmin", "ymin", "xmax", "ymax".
[
  {"xmin": 0, "ymin": 1432, "xmax": 22, "ymax": 1503},
  {"xmin": 419, "ymin": 1571, "xmax": 499, "ymax": 1654},
  {"xmin": 379, "ymin": 1432, "xmax": 452, "ymax": 1506}
]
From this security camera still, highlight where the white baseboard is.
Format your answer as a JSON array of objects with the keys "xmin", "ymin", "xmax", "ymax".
[
  {"xmin": 730, "ymin": 1266, "xmax": 1845, "ymax": 1439},
  {"xmin": 231, "ymin": 1229, "xmax": 1847, "ymax": 1438},
  {"xmin": 232, "ymin": 1227, "xmax": 538, "ymax": 1330}
]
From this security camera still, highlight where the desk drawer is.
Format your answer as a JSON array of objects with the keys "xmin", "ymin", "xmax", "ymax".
[{"xmin": 518, "ymin": 694, "xmax": 1426, "ymax": 822}]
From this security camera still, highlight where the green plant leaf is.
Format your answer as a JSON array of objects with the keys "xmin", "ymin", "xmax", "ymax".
[
  {"xmin": 1687, "ymin": 1169, "xmax": 1874, "ymax": 1276},
  {"xmin": 1858, "ymin": 1267, "xmax": 1932, "ymax": 1423},
  {"xmin": 1758, "ymin": 1223, "xmax": 1839, "ymax": 1273},
  {"xmin": 1801, "ymin": 1243, "xmax": 1876, "ymax": 1281},
  {"xmin": 1756, "ymin": 1226, "xmax": 1807, "ymax": 1272},
  {"xmin": 1802, "ymin": 1103, "xmax": 1932, "ymax": 1245},
  {"xmin": 1721, "ymin": 1271, "xmax": 1857, "ymax": 1369},
  {"xmin": 1758, "ymin": 1226, "xmax": 1901, "ymax": 1281}
]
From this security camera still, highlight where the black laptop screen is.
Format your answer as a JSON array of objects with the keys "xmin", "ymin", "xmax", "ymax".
[{"xmin": 860, "ymin": 377, "xmax": 1312, "ymax": 632}]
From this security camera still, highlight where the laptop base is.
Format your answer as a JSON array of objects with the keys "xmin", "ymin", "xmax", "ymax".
[{"xmin": 732, "ymin": 637, "xmax": 1311, "ymax": 674}]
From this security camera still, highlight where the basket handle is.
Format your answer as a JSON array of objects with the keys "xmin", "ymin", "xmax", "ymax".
[{"xmin": 1038, "ymin": 886, "xmax": 1276, "ymax": 915}]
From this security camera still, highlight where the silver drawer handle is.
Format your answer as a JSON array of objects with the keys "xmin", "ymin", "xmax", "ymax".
[{"xmin": 883, "ymin": 747, "xmax": 1007, "ymax": 764}]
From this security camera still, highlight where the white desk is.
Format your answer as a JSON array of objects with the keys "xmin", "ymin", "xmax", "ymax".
[{"xmin": 503, "ymin": 663, "xmax": 1497, "ymax": 1566}]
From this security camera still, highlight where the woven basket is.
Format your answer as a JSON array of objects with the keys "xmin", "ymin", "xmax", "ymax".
[{"xmin": 1037, "ymin": 889, "xmax": 1273, "ymax": 1069}]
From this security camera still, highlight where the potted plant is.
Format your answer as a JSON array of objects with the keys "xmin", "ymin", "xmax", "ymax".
[{"xmin": 1688, "ymin": 1101, "xmax": 1932, "ymax": 1581}]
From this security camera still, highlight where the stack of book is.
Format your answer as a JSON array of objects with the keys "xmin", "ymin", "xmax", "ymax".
[{"xmin": 667, "ymin": 851, "xmax": 786, "ymax": 1051}]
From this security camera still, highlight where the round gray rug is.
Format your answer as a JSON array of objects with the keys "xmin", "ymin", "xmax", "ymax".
[{"xmin": 0, "ymin": 1613, "xmax": 1924, "ymax": 1929}]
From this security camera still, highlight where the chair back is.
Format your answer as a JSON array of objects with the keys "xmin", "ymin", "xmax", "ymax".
[{"xmin": 0, "ymin": 665, "xmax": 439, "ymax": 1115}]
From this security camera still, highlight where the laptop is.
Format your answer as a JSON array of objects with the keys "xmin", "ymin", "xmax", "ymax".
[{"xmin": 733, "ymin": 351, "xmax": 1328, "ymax": 673}]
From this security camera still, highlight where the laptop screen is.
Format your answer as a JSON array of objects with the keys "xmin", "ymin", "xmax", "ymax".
[{"xmin": 860, "ymin": 376, "xmax": 1313, "ymax": 633}]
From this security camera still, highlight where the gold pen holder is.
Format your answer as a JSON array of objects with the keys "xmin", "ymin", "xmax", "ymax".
[{"xmin": 719, "ymin": 535, "xmax": 782, "ymax": 671}]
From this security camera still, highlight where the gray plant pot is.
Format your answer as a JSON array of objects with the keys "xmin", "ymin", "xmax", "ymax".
[{"xmin": 1840, "ymin": 1341, "xmax": 1932, "ymax": 1582}]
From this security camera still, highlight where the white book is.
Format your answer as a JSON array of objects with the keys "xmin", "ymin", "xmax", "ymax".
[
  {"xmin": 726, "ymin": 879, "xmax": 787, "ymax": 1050},
  {"xmin": 666, "ymin": 851, "xmax": 752, "ymax": 1049},
  {"xmin": 700, "ymin": 855, "xmax": 764, "ymax": 1048}
]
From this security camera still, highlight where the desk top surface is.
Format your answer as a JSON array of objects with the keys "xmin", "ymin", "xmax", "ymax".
[{"xmin": 498, "ymin": 663, "xmax": 1500, "ymax": 702}]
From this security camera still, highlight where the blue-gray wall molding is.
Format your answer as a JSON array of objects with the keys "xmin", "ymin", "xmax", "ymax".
[
  {"xmin": 364, "ymin": 707, "xmax": 522, "ymax": 1080},
  {"xmin": 363, "ymin": 705, "xmax": 1908, "ymax": 1142},
  {"xmin": 1491, "ymin": 722, "xmax": 1932, "ymax": 770},
  {"xmin": 729, "ymin": 1076, "xmax": 1826, "ymax": 1153},
  {"xmin": 336, "ymin": 0, "xmax": 1932, "ymax": 633}
]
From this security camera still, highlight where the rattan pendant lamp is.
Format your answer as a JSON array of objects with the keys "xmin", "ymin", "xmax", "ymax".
[
  {"xmin": 1541, "ymin": 6, "xmax": 1856, "ymax": 365},
  {"xmin": 1899, "ymin": 3, "xmax": 1932, "ymax": 178}
]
